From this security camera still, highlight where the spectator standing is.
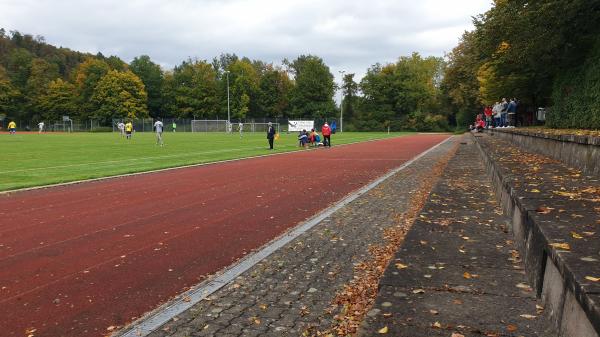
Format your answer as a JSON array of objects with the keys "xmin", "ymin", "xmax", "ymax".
[
  {"xmin": 484, "ymin": 106, "xmax": 493, "ymax": 128},
  {"xmin": 322, "ymin": 122, "xmax": 332, "ymax": 147},
  {"xmin": 500, "ymin": 98, "xmax": 508, "ymax": 127},
  {"xmin": 492, "ymin": 102, "xmax": 502, "ymax": 127},
  {"xmin": 507, "ymin": 98, "xmax": 517, "ymax": 127},
  {"xmin": 266, "ymin": 122, "xmax": 276, "ymax": 150}
]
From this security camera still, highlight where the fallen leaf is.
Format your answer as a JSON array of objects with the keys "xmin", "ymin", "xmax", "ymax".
[
  {"xmin": 519, "ymin": 314, "xmax": 536, "ymax": 319},
  {"xmin": 432, "ymin": 321, "xmax": 442, "ymax": 328},
  {"xmin": 571, "ymin": 232, "xmax": 583, "ymax": 239},
  {"xmin": 549, "ymin": 242, "xmax": 570, "ymax": 250},
  {"xmin": 535, "ymin": 206, "xmax": 554, "ymax": 214},
  {"xmin": 377, "ymin": 326, "xmax": 389, "ymax": 334},
  {"xmin": 182, "ymin": 296, "xmax": 191, "ymax": 302},
  {"xmin": 412, "ymin": 289, "xmax": 425, "ymax": 294},
  {"xmin": 516, "ymin": 283, "xmax": 532, "ymax": 291},
  {"xmin": 507, "ymin": 324, "xmax": 518, "ymax": 332},
  {"xmin": 429, "ymin": 309, "xmax": 439, "ymax": 315},
  {"xmin": 451, "ymin": 333, "xmax": 465, "ymax": 337},
  {"xmin": 530, "ymin": 189, "xmax": 541, "ymax": 193},
  {"xmin": 585, "ymin": 276, "xmax": 600, "ymax": 282},
  {"xmin": 395, "ymin": 263, "xmax": 408, "ymax": 269},
  {"xmin": 106, "ymin": 326, "xmax": 116, "ymax": 331},
  {"xmin": 463, "ymin": 272, "xmax": 472, "ymax": 279}
]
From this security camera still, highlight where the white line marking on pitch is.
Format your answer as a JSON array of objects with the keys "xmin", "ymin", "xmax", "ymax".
[
  {"xmin": 114, "ymin": 136, "xmax": 454, "ymax": 337},
  {"xmin": 0, "ymin": 135, "xmax": 410, "ymax": 195}
]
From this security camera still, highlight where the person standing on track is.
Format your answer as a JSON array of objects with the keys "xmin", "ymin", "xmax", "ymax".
[
  {"xmin": 267, "ymin": 122, "xmax": 275, "ymax": 150},
  {"xmin": 321, "ymin": 122, "xmax": 332, "ymax": 147},
  {"xmin": 7, "ymin": 120, "xmax": 16, "ymax": 134},
  {"xmin": 154, "ymin": 119, "xmax": 164, "ymax": 146},
  {"xmin": 125, "ymin": 121, "xmax": 133, "ymax": 140}
]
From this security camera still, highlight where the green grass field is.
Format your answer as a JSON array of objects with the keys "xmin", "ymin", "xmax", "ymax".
[{"xmin": 0, "ymin": 131, "xmax": 411, "ymax": 192}]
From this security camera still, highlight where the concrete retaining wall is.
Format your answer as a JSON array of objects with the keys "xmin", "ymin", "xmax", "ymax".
[
  {"xmin": 489, "ymin": 129, "xmax": 600, "ymax": 177},
  {"xmin": 472, "ymin": 134, "xmax": 599, "ymax": 337}
]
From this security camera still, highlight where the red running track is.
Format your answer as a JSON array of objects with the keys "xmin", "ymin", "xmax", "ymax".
[{"xmin": 0, "ymin": 134, "xmax": 448, "ymax": 336}]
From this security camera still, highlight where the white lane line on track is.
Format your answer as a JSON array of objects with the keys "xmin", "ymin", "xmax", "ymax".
[
  {"xmin": 114, "ymin": 135, "xmax": 454, "ymax": 337},
  {"xmin": 0, "ymin": 135, "xmax": 417, "ymax": 195}
]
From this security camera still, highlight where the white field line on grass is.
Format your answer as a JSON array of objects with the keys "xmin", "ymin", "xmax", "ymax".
[
  {"xmin": 114, "ymin": 135, "xmax": 455, "ymax": 337},
  {"xmin": 0, "ymin": 135, "xmax": 386, "ymax": 175},
  {"xmin": 0, "ymin": 135, "xmax": 404, "ymax": 194}
]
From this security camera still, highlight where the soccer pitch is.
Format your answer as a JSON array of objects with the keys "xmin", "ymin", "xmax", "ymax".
[{"xmin": 0, "ymin": 131, "xmax": 412, "ymax": 191}]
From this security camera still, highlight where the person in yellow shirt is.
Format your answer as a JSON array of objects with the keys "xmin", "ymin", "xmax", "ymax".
[
  {"xmin": 125, "ymin": 121, "xmax": 133, "ymax": 139},
  {"xmin": 7, "ymin": 121, "xmax": 16, "ymax": 134}
]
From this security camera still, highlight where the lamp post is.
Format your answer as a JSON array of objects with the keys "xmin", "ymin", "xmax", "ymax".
[
  {"xmin": 225, "ymin": 70, "xmax": 231, "ymax": 133},
  {"xmin": 339, "ymin": 70, "xmax": 345, "ymax": 133}
]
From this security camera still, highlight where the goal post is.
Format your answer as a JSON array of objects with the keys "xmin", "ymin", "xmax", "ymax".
[{"xmin": 191, "ymin": 120, "xmax": 280, "ymax": 133}]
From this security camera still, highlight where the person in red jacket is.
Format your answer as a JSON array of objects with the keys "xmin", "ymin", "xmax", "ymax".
[{"xmin": 321, "ymin": 122, "xmax": 332, "ymax": 147}]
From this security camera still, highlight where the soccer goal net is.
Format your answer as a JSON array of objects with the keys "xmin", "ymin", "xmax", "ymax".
[
  {"xmin": 242, "ymin": 122, "xmax": 280, "ymax": 133},
  {"xmin": 191, "ymin": 120, "xmax": 229, "ymax": 132}
]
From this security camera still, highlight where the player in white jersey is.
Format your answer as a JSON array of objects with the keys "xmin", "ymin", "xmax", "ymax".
[
  {"xmin": 238, "ymin": 122, "xmax": 243, "ymax": 138},
  {"xmin": 117, "ymin": 122, "xmax": 125, "ymax": 137},
  {"xmin": 154, "ymin": 119, "xmax": 164, "ymax": 146},
  {"xmin": 38, "ymin": 121, "xmax": 44, "ymax": 133}
]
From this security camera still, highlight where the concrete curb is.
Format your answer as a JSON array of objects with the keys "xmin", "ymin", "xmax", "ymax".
[{"xmin": 471, "ymin": 133, "xmax": 599, "ymax": 337}]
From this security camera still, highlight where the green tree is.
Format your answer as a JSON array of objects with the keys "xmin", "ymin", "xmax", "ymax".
[
  {"xmin": 38, "ymin": 78, "xmax": 77, "ymax": 122},
  {"xmin": 228, "ymin": 59, "xmax": 259, "ymax": 119},
  {"xmin": 91, "ymin": 70, "xmax": 148, "ymax": 122},
  {"xmin": 0, "ymin": 65, "xmax": 20, "ymax": 117},
  {"xmin": 286, "ymin": 55, "xmax": 335, "ymax": 118},
  {"xmin": 167, "ymin": 59, "xmax": 218, "ymax": 118},
  {"xmin": 341, "ymin": 73, "xmax": 358, "ymax": 122},
  {"xmin": 74, "ymin": 58, "xmax": 110, "ymax": 118},
  {"xmin": 26, "ymin": 58, "xmax": 60, "ymax": 120},
  {"xmin": 130, "ymin": 55, "xmax": 164, "ymax": 117},
  {"xmin": 258, "ymin": 67, "xmax": 292, "ymax": 118}
]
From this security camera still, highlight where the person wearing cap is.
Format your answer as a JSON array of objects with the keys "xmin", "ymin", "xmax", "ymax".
[
  {"xmin": 321, "ymin": 122, "xmax": 332, "ymax": 147},
  {"xmin": 266, "ymin": 122, "xmax": 276, "ymax": 150}
]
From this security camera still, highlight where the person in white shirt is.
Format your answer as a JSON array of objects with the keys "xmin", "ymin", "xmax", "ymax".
[
  {"xmin": 117, "ymin": 122, "xmax": 125, "ymax": 137},
  {"xmin": 154, "ymin": 119, "xmax": 164, "ymax": 146},
  {"xmin": 238, "ymin": 122, "xmax": 243, "ymax": 138},
  {"xmin": 38, "ymin": 122, "xmax": 44, "ymax": 133}
]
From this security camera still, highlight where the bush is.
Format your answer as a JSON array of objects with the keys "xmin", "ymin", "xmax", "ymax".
[{"xmin": 548, "ymin": 38, "xmax": 600, "ymax": 129}]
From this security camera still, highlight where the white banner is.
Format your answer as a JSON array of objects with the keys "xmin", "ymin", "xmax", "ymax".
[{"xmin": 287, "ymin": 120, "xmax": 314, "ymax": 132}]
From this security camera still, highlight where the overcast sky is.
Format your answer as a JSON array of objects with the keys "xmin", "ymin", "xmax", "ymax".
[{"xmin": 1, "ymin": 0, "xmax": 492, "ymax": 82}]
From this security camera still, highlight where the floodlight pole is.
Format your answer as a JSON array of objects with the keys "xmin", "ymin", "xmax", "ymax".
[
  {"xmin": 225, "ymin": 70, "xmax": 231, "ymax": 133},
  {"xmin": 339, "ymin": 70, "xmax": 345, "ymax": 133}
]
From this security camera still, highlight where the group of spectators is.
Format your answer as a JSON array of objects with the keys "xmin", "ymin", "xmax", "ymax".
[
  {"xmin": 297, "ymin": 122, "xmax": 332, "ymax": 148},
  {"xmin": 471, "ymin": 98, "xmax": 518, "ymax": 132}
]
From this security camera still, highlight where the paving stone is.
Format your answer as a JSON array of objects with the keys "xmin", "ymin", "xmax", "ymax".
[
  {"xmin": 361, "ymin": 137, "xmax": 555, "ymax": 337},
  {"xmin": 146, "ymin": 138, "xmax": 459, "ymax": 336}
]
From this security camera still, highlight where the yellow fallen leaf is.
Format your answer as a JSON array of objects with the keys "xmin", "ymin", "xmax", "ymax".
[
  {"xmin": 507, "ymin": 324, "xmax": 518, "ymax": 332},
  {"xmin": 463, "ymin": 272, "xmax": 472, "ymax": 279},
  {"xmin": 530, "ymin": 189, "xmax": 540, "ymax": 193},
  {"xmin": 571, "ymin": 232, "xmax": 583, "ymax": 239},
  {"xmin": 451, "ymin": 333, "xmax": 465, "ymax": 337},
  {"xmin": 395, "ymin": 263, "xmax": 408, "ymax": 269},
  {"xmin": 432, "ymin": 321, "xmax": 442, "ymax": 328},
  {"xmin": 549, "ymin": 242, "xmax": 570, "ymax": 250},
  {"xmin": 412, "ymin": 289, "xmax": 425, "ymax": 294},
  {"xmin": 377, "ymin": 326, "xmax": 389, "ymax": 334},
  {"xmin": 585, "ymin": 276, "xmax": 600, "ymax": 282}
]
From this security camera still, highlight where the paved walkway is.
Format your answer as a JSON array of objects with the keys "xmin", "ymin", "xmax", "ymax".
[
  {"xmin": 360, "ymin": 137, "xmax": 555, "ymax": 336},
  {"xmin": 141, "ymin": 138, "xmax": 459, "ymax": 337}
]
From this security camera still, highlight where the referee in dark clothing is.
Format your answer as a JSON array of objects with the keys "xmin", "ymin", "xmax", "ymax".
[{"xmin": 267, "ymin": 122, "xmax": 276, "ymax": 150}]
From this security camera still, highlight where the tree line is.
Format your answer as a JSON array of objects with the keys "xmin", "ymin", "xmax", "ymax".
[
  {"xmin": 0, "ymin": 29, "xmax": 449, "ymax": 131},
  {"xmin": 441, "ymin": 0, "xmax": 600, "ymax": 129}
]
